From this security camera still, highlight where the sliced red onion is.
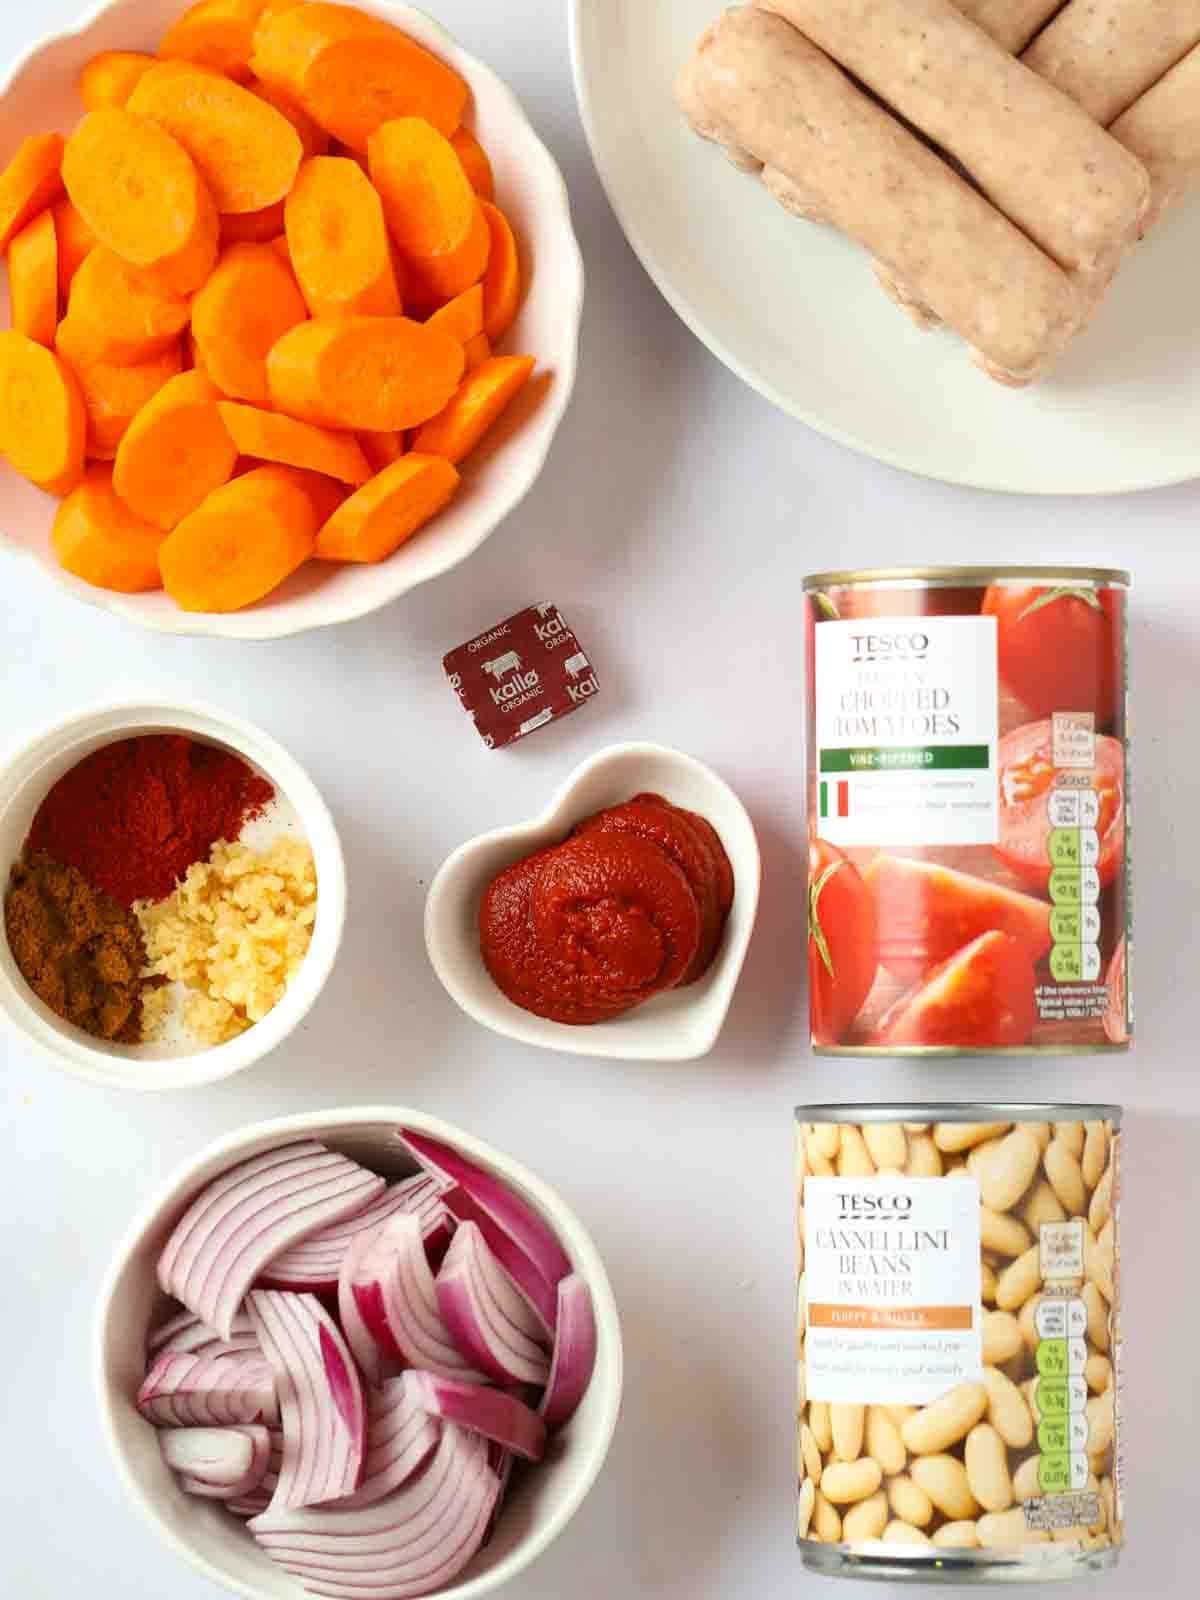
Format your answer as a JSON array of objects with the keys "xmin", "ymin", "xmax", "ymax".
[
  {"xmin": 247, "ymin": 1291, "xmax": 366, "ymax": 1509},
  {"xmin": 250, "ymin": 1424, "xmax": 499, "ymax": 1600},
  {"xmin": 148, "ymin": 1309, "xmax": 258, "ymax": 1358},
  {"xmin": 227, "ymin": 1430, "xmax": 285, "ymax": 1518},
  {"xmin": 398, "ymin": 1133, "xmax": 571, "ymax": 1336},
  {"xmin": 138, "ymin": 1351, "xmax": 278, "ymax": 1428},
  {"xmin": 162, "ymin": 1425, "xmax": 272, "ymax": 1499},
  {"xmin": 540, "ymin": 1275, "xmax": 597, "ymax": 1431},
  {"xmin": 338, "ymin": 1215, "xmax": 486, "ymax": 1385},
  {"xmin": 435, "ymin": 1223, "xmax": 551, "ymax": 1386},
  {"xmin": 408, "ymin": 1372, "xmax": 545, "ymax": 1463},
  {"xmin": 159, "ymin": 1141, "xmax": 386, "ymax": 1339},
  {"xmin": 260, "ymin": 1178, "xmax": 446, "ymax": 1293},
  {"xmin": 483, "ymin": 1447, "xmax": 515, "ymax": 1549},
  {"xmin": 339, "ymin": 1375, "xmax": 441, "ymax": 1509}
]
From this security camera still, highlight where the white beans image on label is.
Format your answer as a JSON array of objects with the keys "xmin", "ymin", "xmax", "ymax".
[{"xmin": 796, "ymin": 1106, "xmax": 1123, "ymax": 1580}]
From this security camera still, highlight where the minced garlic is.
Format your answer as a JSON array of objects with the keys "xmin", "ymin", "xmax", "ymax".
[{"xmin": 138, "ymin": 836, "xmax": 317, "ymax": 1046}]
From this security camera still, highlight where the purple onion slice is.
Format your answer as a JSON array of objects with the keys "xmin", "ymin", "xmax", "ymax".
[
  {"xmin": 137, "ymin": 1351, "xmax": 278, "ymax": 1428},
  {"xmin": 408, "ymin": 1372, "xmax": 546, "ymax": 1463},
  {"xmin": 540, "ymin": 1275, "xmax": 597, "ymax": 1431},
  {"xmin": 162, "ymin": 1425, "xmax": 273, "ymax": 1500},
  {"xmin": 260, "ymin": 1178, "xmax": 446, "ymax": 1293},
  {"xmin": 339, "ymin": 1374, "xmax": 442, "ymax": 1509},
  {"xmin": 435, "ymin": 1222, "xmax": 551, "ymax": 1386}
]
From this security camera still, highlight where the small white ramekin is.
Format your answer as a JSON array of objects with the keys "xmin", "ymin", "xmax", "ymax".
[
  {"xmin": 95, "ymin": 1106, "xmax": 623, "ymax": 1600},
  {"xmin": 0, "ymin": 700, "xmax": 346, "ymax": 1090}
]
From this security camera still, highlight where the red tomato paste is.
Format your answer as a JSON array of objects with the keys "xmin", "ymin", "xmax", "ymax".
[
  {"xmin": 804, "ymin": 568, "xmax": 1131, "ymax": 1053},
  {"xmin": 479, "ymin": 794, "xmax": 734, "ymax": 1025}
]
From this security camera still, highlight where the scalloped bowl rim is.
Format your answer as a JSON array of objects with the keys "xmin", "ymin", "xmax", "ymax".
[
  {"xmin": 424, "ymin": 742, "xmax": 762, "ymax": 1061},
  {"xmin": 94, "ymin": 1106, "xmax": 624, "ymax": 1600},
  {"xmin": 0, "ymin": 0, "xmax": 585, "ymax": 639}
]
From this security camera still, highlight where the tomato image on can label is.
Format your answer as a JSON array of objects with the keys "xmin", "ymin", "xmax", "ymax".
[{"xmin": 804, "ymin": 569, "xmax": 1131, "ymax": 1054}]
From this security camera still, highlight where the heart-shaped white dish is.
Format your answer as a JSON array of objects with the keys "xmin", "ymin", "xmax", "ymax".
[{"xmin": 425, "ymin": 743, "xmax": 761, "ymax": 1060}]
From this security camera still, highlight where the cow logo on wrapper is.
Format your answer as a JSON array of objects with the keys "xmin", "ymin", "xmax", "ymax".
[{"xmin": 443, "ymin": 605, "xmax": 599, "ymax": 749}]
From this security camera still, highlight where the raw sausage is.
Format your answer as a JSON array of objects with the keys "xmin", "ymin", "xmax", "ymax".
[
  {"xmin": 676, "ymin": 8, "xmax": 1083, "ymax": 385},
  {"xmin": 955, "ymin": 0, "xmax": 1063, "ymax": 53},
  {"xmin": 1022, "ymin": 0, "xmax": 1200, "ymax": 126},
  {"xmin": 1110, "ymin": 43, "xmax": 1200, "ymax": 226}
]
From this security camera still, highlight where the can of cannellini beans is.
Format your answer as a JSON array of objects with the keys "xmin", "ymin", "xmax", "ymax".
[
  {"xmin": 803, "ymin": 568, "xmax": 1130, "ymax": 1053},
  {"xmin": 796, "ymin": 1106, "xmax": 1123, "ymax": 1581}
]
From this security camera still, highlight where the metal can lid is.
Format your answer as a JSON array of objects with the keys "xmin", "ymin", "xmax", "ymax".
[
  {"xmin": 794, "ymin": 1102, "xmax": 1123, "ymax": 1125},
  {"xmin": 802, "ymin": 566, "xmax": 1131, "ymax": 591}
]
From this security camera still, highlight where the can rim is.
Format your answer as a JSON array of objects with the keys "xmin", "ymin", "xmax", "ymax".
[
  {"xmin": 794, "ymin": 1102, "xmax": 1122, "ymax": 1124},
  {"xmin": 802, "ymin": 566, "xmax": 1130, "ymax": 590}
]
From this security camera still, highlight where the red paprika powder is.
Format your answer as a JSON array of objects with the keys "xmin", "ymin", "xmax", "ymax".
[{"xmin": 27, "ymin": 736, "xmax": 275, "ymax": 906}]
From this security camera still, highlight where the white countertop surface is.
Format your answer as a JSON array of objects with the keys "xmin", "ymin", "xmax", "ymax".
[{"xmin": 1, "ymin": 4, "xmax": 1197, "ymax": 1598}]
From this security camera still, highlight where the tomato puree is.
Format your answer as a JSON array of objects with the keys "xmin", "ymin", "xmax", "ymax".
[
  {"xmin": 804, "ymin": 567, "xmax": 1131, "ymax": 1053},
  {"xmin": 479, "ymin": 794, "xmax": 734, "ymax": 1025}
]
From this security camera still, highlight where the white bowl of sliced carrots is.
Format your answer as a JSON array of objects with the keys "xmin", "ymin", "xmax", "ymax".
[{"xmin": 0, "ymin": 0, "xmax": 584, "ymax": 638}]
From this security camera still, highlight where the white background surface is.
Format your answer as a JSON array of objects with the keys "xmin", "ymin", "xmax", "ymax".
[{"xmin": 0, "ymin": 3, "xmax": 1197, "ymax": 1598}]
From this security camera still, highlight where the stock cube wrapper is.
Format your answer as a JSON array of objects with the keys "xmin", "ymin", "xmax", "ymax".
[{"xmin": 444, "ymin": 604, "xmax": 599, "ymax": 749}]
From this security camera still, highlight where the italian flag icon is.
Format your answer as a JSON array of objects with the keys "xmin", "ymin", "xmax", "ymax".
[{"xmin": 819, "ymin": 780, "xmax": 850, "ymax": 819}]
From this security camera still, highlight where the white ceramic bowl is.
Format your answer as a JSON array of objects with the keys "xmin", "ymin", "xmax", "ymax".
[
  {"xmin": 96, "ymin": 1106, "xmax": 624, "ymax": 1600},
  {"xmin": 425, "ymin": 742, "xmax": 761, "ymax": 1060},
  {"xmin": 0, "ymin": 0, "xmax": 584, "ymax": 638},
  {"xmin": 0, "ymin": 700, "xmax": 346, "ymax": 1089}
]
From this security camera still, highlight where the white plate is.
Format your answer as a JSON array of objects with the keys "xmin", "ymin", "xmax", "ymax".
[{"xmin": 570, "ymin": 0, "xmax": 1200, "ymax": 494}]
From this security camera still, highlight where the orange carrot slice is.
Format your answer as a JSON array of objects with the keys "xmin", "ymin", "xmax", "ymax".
[
  {"xmin": 52, "ymin": 464, "xmax": 166, "ymax": 591},
  {"xmin": 112, "ymin": 369, "xmax": 238, "ymax": 529},
  {"xmin": 369, "ymin": 118, "xmax": 490, "ymax": 310},
  {"xmin": 450, "ymin": 128, "xmax": 495, "ymax": 201},
  {"xmin": 252, "ymin": 3, "xmax": 469, "ymax": 152},
  {"xmin": 285, "ymin": 155, "xmax": 401, "ymax": 318},
  {"xmin": 217, "ymin": 400, "xmax": 371, "ymax": 484},
  {"xmin": 410, "ymin": 355, "xmax": 535, "ymax": 466},
  {"xmin": 315, "ymin": 452, "xmax": 459, "ymax": 563},
  {"xmin": 249, "ymin": 76, "xmax": 330, "ymax": 159},
  {"xmin": 52, "ymin": 200, "xmax": 97, "ymax": 297},
  {"xmin": 128, "ymin": 62, "xmax": 302, "ymax": 215},
  {"xmin": 463, "ymin": 332, "xmax": 491, "ymax": 372},
  {"xmin": 267, "ymin": 315, "xmax": 464, "ymax": 431},
  {"xmin": 8, "ymin": 212, "xmax": 60, "ymax": 348},
  {"xmin": 426, "ymin": 283, "xmax": 484, "ymax": 345},
  {"xmin": 160, "ymin": 0, "xmax": 267, "ymax": 82},
  {"xmin": 78, "ymin": 51, "xmax": 157, "ymax": 111},
  {"xmin": 220, "ymin": 200, "xmax": 287, "ymax": 245},
  {"xmin": 358, "ymin": 430, "xmax": 406, "ymax": 472},
  {"xmin": 0, "ymin": 135, "xmax": 66, "ymax": 255},
  {"xmin": 56, "ymin": 321, "xmax": 182, "ymax": 459},
  {"xmin": 62, "ymin": 110, "xmax": 218, "ymax": 295},
  {"xmin": 159, "ymin": 462, "xmax": 326, "ymax": 611},
  {"xmin": 480, "ymin": 201, "xmax": 521, "ymax": 343},
  {"xmin": 0, "ymin": 331, "xmax": 86, "ymax": 494},
  {"xmin": 63, "ymin": 246, "xmax": 191, "ymax": 365},
  {"xmin": 191, "ymin": 241, "xmax": 309, "ymax": 406}
]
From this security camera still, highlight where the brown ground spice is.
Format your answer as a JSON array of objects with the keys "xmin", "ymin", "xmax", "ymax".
[{"xmin": 5, "ymin": 853, "xmax": 150, "ymax": 1042}]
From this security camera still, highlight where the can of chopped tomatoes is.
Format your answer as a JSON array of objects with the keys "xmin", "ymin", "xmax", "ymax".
[{"xmin": 803, "ymin": 569, "xmax": 1130, "ymax": 1054}]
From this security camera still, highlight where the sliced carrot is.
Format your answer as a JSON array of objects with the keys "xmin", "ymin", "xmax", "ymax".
[
  {"xmin": 57, "ymin": 321, "xmax": 182, "ymax": 459},
  {"xmin": 112, "ymin": 369, "xmax": 238, "ymax": 529},
  {"xmin": 52, "ymin": 200, "xmax": 97, "ymax": 296},
  {"xmin": 0, "ymin": 135, "xmax": 66, "ymax": 255},
  {"xmin": 128, "ymin": 61, "xmax": 302, "ymax": 215},
  {"xmin": 369, "ymin": 119, "xmax": 490, "ymax": 310},
  {"xmin": 160, "ymin": 0, "xmax": 267, "ymax": 82},
  {"xmin": 0, "ymin": 331, "xmax": 86, "ymax": 494},
  {"xmin": 250, "ymin": 76, "xmax": 330, "ymax": 159},
  {"xmin": 191, "ymin": 241, "xmax": 308, "ymax": 406},
  {"xmin": 62, "ymin": 110, "xmax": 218, "ymax": 295},
  {"xmin": 480, "ymin": 201, "xmax": 521, "ymax": 343},
  {"xmin": 63, "ymin": 246, "xmax": 190, "ymax": 365},
  {"xmin": 450, "ymin": 128, "xmax": 494, "ymax": 201},
  {"xmin": 315, "ymin": 452, "xmax": 459, "ymax": 563},
  {"xmin": 426, "ymin": 283, "xmax": 483, "ymax": 345},
  {"xmin": 78, "ymin": 51, "xmax": 157, "ymax": 111},
  {"xmin": 217, "ymin": 400, "xmax": 371, "ymax": 484},
  {"xmin": 358, "ymin": 430, "xmax": 405, "ymax": 472},
  {"xmin": 221, "ymin": 200, "xmax": 286, "ymax": 244},
  {"xmin": 267, "ymin": 315, "xmax": 464, "ymax": 431},
  {"xmin": 251, "ymin": 3, "xmax": 469, "ymax": 152},
  {"xmin": 159, "ymin": 462, "xmax": 326, "ymax": 611},
  {"xmin": 285, "ymin": 155, "xmax": 401, "ymax": 319},
  {"xmin": 463, "ymin": 332, "xmax": 491, "ymax": 371},
  {"xmin": 410, "ymin": 355, "xmax": 535, "ymax": 466},
  {"xmin": 52, "ymin": 464, "xmax": 166, "ymax": 592},
  {"xmin": 8, "ymin": 212, "xmax": 60, "ymax": 348}
]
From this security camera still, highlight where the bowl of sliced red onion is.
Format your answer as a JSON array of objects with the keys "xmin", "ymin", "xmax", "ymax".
[{"xmin": 95, "ymin": 1107, "xmax": 622, "ymax": 1600}]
